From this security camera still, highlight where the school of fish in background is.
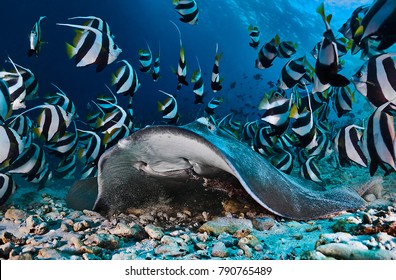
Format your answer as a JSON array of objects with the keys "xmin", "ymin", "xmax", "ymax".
[{"xmin": 1, "ymin": 0, "xmax": 396, "ymax": 206}]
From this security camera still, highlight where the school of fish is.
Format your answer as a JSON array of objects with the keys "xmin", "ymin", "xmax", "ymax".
[{"xmin": 1, "ymin": 0, "xmax": 396, "ymax": 207}]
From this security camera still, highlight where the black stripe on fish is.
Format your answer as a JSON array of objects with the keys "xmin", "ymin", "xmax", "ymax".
[
  {"xmin": 0, "ymin": 173, "xmax": 16, "ymax": 205},
  {"xmin": 255, "ymin": 36, "xmax": 279, "ymax": 69},
  {"xmin": 174, "ymin": 0, "xmax": 199, "ymax": 25},
  {"xmin": 271, "ymin": 150, "xmax": 293, "ymax": 174},
  {"xmin": 277, "ymin": 57, "xmax": 306, "ymax": 90},
  {"xmin": 300, "ymin": 156, "xmax": 322, "ymax": 183},
  {"xmin": 366, "ymin": 102, "xmax": 396, "ymax": 176},
  {"xmin": 353, "ymin": 53, "xmax": 396, "ymax": 108},
  {"xmin": 0, "ymin": 80, "xmax": 11, "ymax": 123},
  {"xmin": 0, "ymin": 125, "xmax": 24, "ymax": 165},
  {"xmin": 334, "ymin": 125, "xmax": 367, "ymax": 167}
]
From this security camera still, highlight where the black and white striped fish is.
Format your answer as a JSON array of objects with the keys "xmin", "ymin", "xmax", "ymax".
[
  {"xmin": 171, "ymin": 21, "xmax": 188, "ymax": 90},
  {"xmin": 12, "ymin": 104, "xmax": 72, "ymax": 143},
  {"xmin": 192, "ymin": 57, "xmax": 204, "ymax": 104},
  {"xmin": 241, "ymin": 120, "xmax": 257, "ymax": 142},
  {"xmin": 277, "ymin": 41, "xmax": 297, "ymax": 59},
  {"xmin": 152, "ymin": 46, "xmax": 161, "ymax": 82},
  {"xmin": 255, "ymin": 35, "xmax": 280, "ymax": 69},
  {"xmin": 313, "ymin": 3, "xmax": 350, "ymax": 93},
  {"xmin": 254, "ymin": 125, "xmax": 277, "ymax": 150},
  {"xmin": 28, "ymin": 16, "xmax": 46, "ymax": 57},
  {"xmin": 138, "ymin": 41, "xmax": 153, "ymax": 73},
  {"xmin": 103, "ymin": 124, "xmax": 132, "ymax": 148},
  {"xmin": 334, "ymin": 125, "xmax": 367, "ymax": 167},
  {"xmin": 248, "ymin": 25, "xmax": 260, "ymax": 49},
  {"xmin": 45, "ymin": 129, "xmax": 78, "ymax": 157},
  {"xmin": 95, "ymin": 100, "xmax": 132, "ymax": 136},
  {"xmin": 0, "ymin": 173, "xmax": 16, "ymax": 205},
  {"xmin": 46, "ymin": 83, "xmax": 78, "ymax": 119},
  {"xmin": 271, "ymin": 150, "xmax": 294, "ymax": 174},
  {"xmin": 28, "ymin": 162, "xmax": 52, "ymax": 188},
  {"xmin": 277, "ymin": 56, "xmax": 308, "ymax": 90},
  {"xmin": 0, "ymin": 125, "xmax": 24, "ymax": 167},
  {"xmin": 204, "ymin": 97, "xmax": 223, "ymax": 116},
  {"xmin": 300, "ymin": 156, "xmax": 322, "ymax": 183},
  {"xmin": 68, "ymin": 16, "xmax": 114, "ymax": 38},
  {"xmin": 2, "ymin": 143, "xmax": 45, "ymax": 177},
  {"xmin": 365, "ymin": 102, "xmax": 396, "ymax": 175},
  {"xmin": 77, "ymin": 129, "xmax": 104, "ymax": 166},
  {"xmin": 211, "ymin": 44, "xmax": 223, "ymax": 92},
  {"xmin": 173, "ymin": 0, "xmax": 199, "ymax": 25},
  {"xmin": 158, "ymin": 90, "xmax": 179, "ymax": 125},
  {"xmin": 0, "ymin": 57, "xmax": 27, "ymax": 110},
  {"xmin": 353, "ymin": 0, "xmax": 396, "ymax": 51},
  {"xmin": 55, "ymin": 155, "xmax": 77, "ymax": 180},
  {"xmin": 13, "ymin": 64, "xmax": 39, "ymax": 101},
  {"xmin": 331, "ymin": 86, "xmax": 354, "ymax": 117},
  {"xmin": 259, "ymin": 90, "xmax": 292, "ymax": 136},
  {"xmin": 0, "ymin": 80, "xmax": 11, "ymax": 123},
  {"xmin": 6, "ymin": 115, "xmax": 33, "ymax": 149},
  {"xmin": 290, "ymin": 91, "xmax": 318, "ymax": 150},
  {"xmin": 111, "ymin": 60, "xmax": 140, "ymax": 97},
  {"xmin": 352, "ymin": 53, "xmax": 396, "ymax": 108},
  {"xmin": 57, "ymin": 22, "xmax": 122, "ymax": 72},
  {"xmin": 80, "ymin": 164, "xmax": 97, "ymax": 179}
]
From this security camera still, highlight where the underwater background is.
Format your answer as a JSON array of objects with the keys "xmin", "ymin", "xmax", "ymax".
[
  {"xmin": 1, "ymin": 0, "xmax": 396, "ymax": 260},
  {"xmin": 1, "ymin": 0, "xmax": 377, "ymax": 126}
]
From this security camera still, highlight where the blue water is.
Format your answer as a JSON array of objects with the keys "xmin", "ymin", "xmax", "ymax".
[
  {"xmin": 3, "ymin": 0, "xmax": 396, "ymax": 193},
  {"xmin": 1, "ymin": 0, "xmax": 372, "ymax": 125}
]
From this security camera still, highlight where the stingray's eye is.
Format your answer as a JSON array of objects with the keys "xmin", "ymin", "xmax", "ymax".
[{"xmin": 208, "ymin": 123, "xmax": 216, "ymax": 131}]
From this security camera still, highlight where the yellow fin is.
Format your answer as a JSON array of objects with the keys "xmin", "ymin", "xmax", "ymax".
[
  {"xmin": 157, "ymin": 101, "xmax": 164, "ymax": 112},
  {"xmin": 354, "ymin": 25, "xmax": 364, "ymax": 37},
  {"xmin": 316, "ymin": 2, "xmax": 325, "ymax": 19},
  {"xmin": 289, "ymin": 103, "xmax": 299, "ymax": 118},
  {"xmin": 65, "ymin": 42, "xmax": 75, "ymax": 59}
]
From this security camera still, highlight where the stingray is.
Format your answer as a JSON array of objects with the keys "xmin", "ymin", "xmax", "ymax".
[{"xmin": 67, "ymin": 119, "xmax": 365, "ymax": 220}]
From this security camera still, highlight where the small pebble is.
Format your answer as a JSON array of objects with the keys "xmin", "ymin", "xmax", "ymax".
[
  {"xmin": 5, "ymin": 209, "xmax": 28, "ymax": 221},
  {"xmin": 73, "ymin": 220, "xmax": 90, "ymax": 232},
  {"xmin": 211, "ymin": 241, "xmax": 229, "ymax": 258},
  {"xmin": 252, "ymin": 217, "xmax": 275, "ymax": 231},
  {"xmin": 144, "ymin": 224, "xmax": 164, "ymax": 240}
]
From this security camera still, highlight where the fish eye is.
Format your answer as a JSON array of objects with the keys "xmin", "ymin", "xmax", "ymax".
[
  {"xmin": 113, "ymin": 44, "xmax": 118, "ymax": 50},
  {"xmin": 355, "ymin": 71, "xmax": 363, "ymax": 78}
]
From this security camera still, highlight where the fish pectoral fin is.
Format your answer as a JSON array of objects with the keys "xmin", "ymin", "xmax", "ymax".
[{"xmin": 329, "ymin": 74, "xmax": 350, "ymax": 87}]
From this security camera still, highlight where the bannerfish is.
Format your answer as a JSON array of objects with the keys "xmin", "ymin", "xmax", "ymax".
[
  {"xmin": 57, "ymin": 22, "xmax": 122, "ymax": 72},
  {"xmin": 313, "ymin": 3, "xmax": 350, "ymax": 93},
  {"xmin": 0, "ymin": 125, "xmax": 24, "ymax": 167},
  {"xmin": 205, "ymin": 97, "xmax": 223, "ymax": 116},
  {"xmin": 256, "ymin": 34, "xmax": 280, "ymax": 69},
  {"xmin": 173, "ymin": 0, "xmax": 199, "ymax": 25},
  {"xmin": 352, "ymin": 53, "xmax": 396, "ymax": 108},
  {"xmin": 211, "ymin": 43, "xmax": 223, "ymax": 92},
  {"xmin": 111, "ymin": 60, "xmax": 140, "ymax": 98},
  {"xmin": 334, "ymin": 125, "xmax": 367, "ymax": 167},
  {"xmin": 0, "ymin": 173, "xmax": 16, "ymax": 205},
  {"xmin": 138, "ymin": 41, "xmax": 153, "ymax": 73},
  {"xmin": 28, "ymin": 16, "xmax": 46, "ymax": 57},
  {"xmin": 158, "ymin": 90, "xmax": 179, "ymax": 125},
  {"xmin": 192, "ymin": 57, "xmax": 204, "ymax": 104},
  {"xmin": 170, "ymin": 21, "xmax": 188, "ymax": 90},
  {"xmin": 248, "ymin": 25, "xmax": 260, "ymax": 49},
  {"xmin": 353, "ymin": 0, "xmax": 396, "ymax": 51},
  {"xmin": 0, "ymin": 80, "xmax": 11, "ymax": 123},
  {"xmin": 365, "ymin": 102, "xmax": 396, "ymax": 176}
]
